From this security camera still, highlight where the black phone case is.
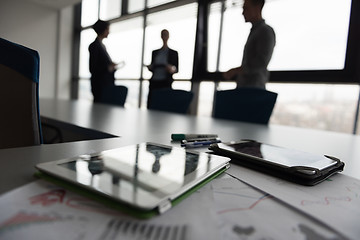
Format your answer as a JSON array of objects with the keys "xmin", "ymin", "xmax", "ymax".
[{"xmin": 209, "ymin": 141, "xmax": 345, "ymax": 186}]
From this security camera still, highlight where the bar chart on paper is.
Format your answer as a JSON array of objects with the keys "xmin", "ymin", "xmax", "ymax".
[
  {"xmin": 0, "ymin": 180, "xmax": 188, "ymax": 240},
  {"xmin": 99, "ymin": 219, "xmax": 187, "ymax": 240}
]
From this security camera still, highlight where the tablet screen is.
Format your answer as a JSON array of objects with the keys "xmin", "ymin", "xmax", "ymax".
[{"xmin": 37, "ymin": 143, "xmax": 229, "ymax": 210}]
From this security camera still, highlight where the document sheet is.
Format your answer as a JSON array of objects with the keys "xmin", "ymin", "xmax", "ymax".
[
  {"xmin": 0, "ymin": 176, "xmax": 347, "ymax": 240},
  {"xmin": 227, "ymin": 165, "xmax": 360, "ymax": 240}
]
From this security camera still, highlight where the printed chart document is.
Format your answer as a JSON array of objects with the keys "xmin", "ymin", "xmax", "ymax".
[
  {"xmin": 227, "ymin": 165, "xmax": 360, "ymax": 240},
  {"xmin": 208, "ymin": 176, "xmax": 343, "ymax": 240},
  {"xmin": 0, "ymin": 176, "xmax": 348, "ymax": 240},
  {"xmin": 0, "ymin": 179, "xmax": 219, "ymax": 240}
]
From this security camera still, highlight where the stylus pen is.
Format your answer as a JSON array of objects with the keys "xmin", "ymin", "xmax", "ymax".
[
  {"xmin": 172, "ymin": 134, "xmax": 218, "ymax": 141},
  {"xmin": 181, "ymin": 139, "xmax": 221, "ymax": 148}
]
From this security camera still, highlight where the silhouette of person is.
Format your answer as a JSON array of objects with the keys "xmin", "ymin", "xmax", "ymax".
[
  {"xmin": 223, "ymin": 0, "xmax": 275, "ymax": 89},
  {"xmin": 147, "ymin": 29, "xmax": 179, "ymax": 107},
  {"xmin": 88, "ymin": 20, "xmax": 119, "ymax": 102},
  {"xmin": 145, "ymin": 143, "xmax": 172, "ymax": 174}
]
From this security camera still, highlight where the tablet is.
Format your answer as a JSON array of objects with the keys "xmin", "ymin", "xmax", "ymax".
[
  {"xmin": 36, "ymin": 142, "xmax": 230, "ymax": 216},
  {"xmin": 209, "ymin": 140, "xmax": 344, "ymax": 186}
]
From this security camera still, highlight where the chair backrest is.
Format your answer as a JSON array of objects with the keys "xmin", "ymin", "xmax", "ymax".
[
  {"xmin": 0, "ymin": 38, "xmax": 42, "ymax": 149},
  {"xmin": 99, "ymin": 85, "xmax": 128, "ymax": 106},
  {"xmin": 148, "ymin": 89, "xmax": 194, "ymax": 114},
  {"xmin": 213, "ymin": 87, "xmax": 278, "ymax": 124}
]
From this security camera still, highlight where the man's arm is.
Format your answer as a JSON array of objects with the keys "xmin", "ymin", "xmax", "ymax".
[
  {"xmin": 167, "ymin": 50, "xmax": 178, "ymax": 74},
  {"xmin": 147, "ymin": 50, "xmax": 156, "ymax": 72},
  {"xmin": 223, "ymin": 66, "xmax": 243, "ymax": 80}
]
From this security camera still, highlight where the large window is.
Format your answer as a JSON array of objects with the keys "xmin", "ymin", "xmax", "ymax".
[
  {"xmin": 142, "ymin": 3, "xmax": 198, "ymax": 107},
  {"xmin": 99, "ymin": 0, "xmax": 122, "ymax": 20},
  {"xmin": 76, "ymin": 0, "xmax": 360, "ymax": 134},
  {"xmin": 128, "ymin": 0, "xmax": 145, "ymax": 13},
  {"xmin": 79, "ymin": 29, "xmax": 96, "ymax": 79},
  {"xmin": 197, "ymin": 81, "xmax": 360, "ymax": 134},
  {"xmin": 143, "ymin": 3, "xmax": 198, "ymax": 80},
  {"xmin": 81, "ymin": 0, "xmax": 98, "ymax": 27},
  {"xmin": 265, "ymin": 0, "xmax": 351, "ymax": 71},
  {"xmin": 147, "ymin": 0, "xmax": 176, "ymax": 8},
  {"xmin": 267, "ymin": 83, "xmax": 359, "ymax": 133},
  {"xmin": 200, "ymin": 0, "xmax": 359, "ymax": 134},
  {"xmin": 108, "ymin": 18, "xmax": 144, "ymax": 79},
  {"xmin": 78, "ymin": 0, "xmax": 198, "ymax": 108},
  {"xmin": 208, "ymin": 0, "xmax": 352, "ymax": 72}
]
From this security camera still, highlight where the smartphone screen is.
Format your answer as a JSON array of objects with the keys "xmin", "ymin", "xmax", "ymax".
[{"xmin": 219, "ymin": 141, "xmax": 338, "ymax": 170}]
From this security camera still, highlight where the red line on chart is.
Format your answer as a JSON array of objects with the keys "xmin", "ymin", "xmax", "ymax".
[
  {"xmin": 29, "ymin": 189, "xmax": 66, "ymax": 207},
  {"xmin": 28, "ymin": 188, "xmax": 123, "ymax": 216},
  {"xmin": 0, "ymin": 212, "xmax": 60, "ymax": 232},
  {"xmin": 300, "ymin": 196, "xmax": 351, "ymax": 206},
  {"xmin": 217, "ymin": 194, "xmax": 273, "ymax": 214},
  {"xmin": 65, "ymin": 197, "xmax": 124, "ymax": 216}
]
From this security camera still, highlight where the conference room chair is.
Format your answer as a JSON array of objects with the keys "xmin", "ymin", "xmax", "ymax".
[
  {"xmin": 148, "ymin": 89, "xmax": 194, "ymax": 114},
  {"xmin": 213, "ymin": 87, "xmax": 278, "ymax": 124},
  {"xmin": 41, "ymin": 118, "xmax": 64, "ymax": 144},
  {"xmin": 99, "ymin": 85, "xmax": 128, "ymax": 106},
  {"xmin": 0, "ymin": 38, "xmax": 43, "ymax": 149}
]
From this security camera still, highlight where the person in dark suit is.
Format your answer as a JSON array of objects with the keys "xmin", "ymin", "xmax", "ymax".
[
  {"xmin": 147, "ymin": 29, "xmax": 179, "ymax": 108},
  {"xmin": 88, "ymin": 20, "xmax": 118, "ymax": 102}
]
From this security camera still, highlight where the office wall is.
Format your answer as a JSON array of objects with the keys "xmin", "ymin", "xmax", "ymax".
[{"xmin": 0, "ymin": 0, "xmax": 73, "ymax": 99}]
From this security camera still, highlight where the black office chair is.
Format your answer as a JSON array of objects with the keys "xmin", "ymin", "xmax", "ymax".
[
  {"xmin": 148, "ymin": 89, "xmax": 194, "ymax": 114},
  {"xmin": 0, "ymin": 38, "xmax": 43, "ymax": 149},
  {"xmin": 99, "ymin": 85, "xmax": 128, "ymax": 106},
  {"xmin": 213, "ymin": 87, "xmax": 278, "ymax": 124}
]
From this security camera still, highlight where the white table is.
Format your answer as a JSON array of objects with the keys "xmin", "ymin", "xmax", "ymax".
[
  {"xmin": 1, "ymin": 98, "xmax": 359, "ymax": 240},
  {"xmin": 39, "ymin": 98, "xmax": 360, "ymax": 179}
]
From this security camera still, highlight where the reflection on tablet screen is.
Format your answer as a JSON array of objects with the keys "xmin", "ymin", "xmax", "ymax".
[{"xmin": 57, "ymin": 143, "xmax": 214, "ymax": 208}]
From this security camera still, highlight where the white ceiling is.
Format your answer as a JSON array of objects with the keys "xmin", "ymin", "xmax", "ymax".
[{"xmin": 22, "ymin": 0, "xmax": 82, "ymax": 10}]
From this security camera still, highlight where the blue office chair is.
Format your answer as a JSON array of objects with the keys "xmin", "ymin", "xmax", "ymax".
[
  {"xmin": 0, "ymin": 38, "xmax": 43, "ymax": 148},
  {"xmin": 99, "ymin": 85, "xmax": 128, "ymax": 106},
  {"xmin": 213, "ymin": 87, "xmax": 278, "ymax": 124},
  {"xmin": 148, "ymin": 89, "xmax": 194, "ymax": 114}
]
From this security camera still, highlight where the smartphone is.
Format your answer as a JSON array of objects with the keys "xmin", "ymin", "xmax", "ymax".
[{"xmin": 209, "ymin": 140, "xmax": 345, "ymax": 185}]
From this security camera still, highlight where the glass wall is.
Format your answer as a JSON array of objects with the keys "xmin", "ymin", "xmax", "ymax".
[
  {"xmin": 99, "ymin": 0, "xmax": 121, "ymax": 20},
  {"xmin": 196, "ymin": 81, "xmax": 359, "ymax": 134},
  {"xmin": 128, "ymin": 0, "xmax": 145, "ymax": 13},
  {"xmin": 143, "ymin": 3, "xmax": 197, "ymax": 80},
  {"xmin": 267, "ymin": 84, "xmax": 359, "ymax": 133},
  {"xmin": 218, "ymin": 0, "xmax": 249, "ymax": 72},
  {"xmin": 77, "ymin": 0, "xmax": 359, "ymax": 134},
  {"xmin": 207, "ymin": 0, "xmax": 352, "ymax": 72},
  {"xmin": 207, "ymin": 2, "xmax": 222, "ymax": 72},
  {"xmin": 81, "ymin": 0, "xmax": 98, "ymax": 27},
  {"xmin": 265, "ymin": 0, "xmax": 351, "ymax": 71},
  {"xmin": 79, "ymin": 29, "xmax": 96, "ymax": 79},
  {"xmin": 141, "ymin": 3, "xmax": 197, "ymax": 107},
  {"xmin": 147, "ymin": 0, "xmax": 176, "ymax": 8},
  {"xmin": 200, "ymin": 0, "xmax": 358, "ymax": 134},
  {"xmin": 79, "ymin": 1, "xmax": 197, "ymax": 109},
  {"xmin": 108, "ymin": 17, "xmax": 144, "ymax": 80}
]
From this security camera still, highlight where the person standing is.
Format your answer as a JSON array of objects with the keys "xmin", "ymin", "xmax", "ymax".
[
  {"xmin": 223, "ymin": 0, "xmax": 275, "ymax": 89},
  {"xmin": 147, "ymin": 29, "xmax": 179, "ymax": 107},
  {"xmin": 88, "ymin": 20, "xmax": 118, "ymax": 102}
]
